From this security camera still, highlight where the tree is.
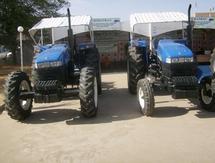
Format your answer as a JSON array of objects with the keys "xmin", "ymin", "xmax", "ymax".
[{"xmin": 0, "ymin": 0, "xmax": 69, "ymax": 64}]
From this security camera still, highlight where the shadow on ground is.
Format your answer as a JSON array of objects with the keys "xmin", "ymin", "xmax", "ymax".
[
  {"xmin": 152, "ymin": 106, "xmax": 191, "ymax": 118},
  {"xmin": 22, "ymin": 81, "xmax": 215, "ymax": 124},
  {"xmin": 24, "ymin": 82, "xmax": 142, "ymax": 124},
  {"xmin": 195, "ymin": 110, "xmax": 215, "ymax": 118}
]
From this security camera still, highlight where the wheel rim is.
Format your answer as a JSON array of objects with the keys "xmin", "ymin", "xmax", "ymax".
[
  {"xmin": 138, "ymin": 87, "xmax": 145, "ymax": 109},
  {"xmin": 201, "ymin": 83, "xmax": 213, "ymax": 105},
  {"xmin": 94, "ymin": 77, "xmax": 98, "ymax": 108},
  {"xmin": 19, "ymin": 80, "xmax": 31, "ymax": 110}
]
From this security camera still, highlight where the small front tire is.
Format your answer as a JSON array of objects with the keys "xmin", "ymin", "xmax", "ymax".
[
  {"xmin": 137, "ymin": 78, "xmax": 155, "ymax": 116},
  {"xmin": 199, "ymin": 79, "xmax": 215, "ymax": 111}
]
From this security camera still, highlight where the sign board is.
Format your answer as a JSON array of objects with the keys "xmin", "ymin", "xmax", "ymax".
[
  {"xmin": 92, "ymin": 18, "xmax": 121, "ymax": 31},
  {"xmin": 194, "ymin": 17, "xmax": 215, "ymax": 29}
]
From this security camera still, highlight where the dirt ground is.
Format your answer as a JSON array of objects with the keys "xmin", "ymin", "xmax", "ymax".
[{"xmin": 0, "ymin": 72, "xmax": 215, "ymax": 163}]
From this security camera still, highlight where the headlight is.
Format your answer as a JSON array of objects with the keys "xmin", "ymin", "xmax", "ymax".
[
  {"xmin": 36, "ymin": 61, "xmax": 63, "ymax": 69},
  {"xmin": 49, "ymin": 61, "xmax": 63, "ymax": 67},
  {"xmin": 166, "ymin": 58, "xmax": 171, "ymax": 63},
  {"xmin": 167, "ymin": 57, "xmax": 194, "ymax": 63},
  {"xmin": 184, "ymin": 57, "xmax": 194, "ymax": 62}
]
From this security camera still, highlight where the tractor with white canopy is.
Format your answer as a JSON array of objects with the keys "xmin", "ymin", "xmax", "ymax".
[
  {"xmin": 127, "ymin": 4, "xmax": 215, "ymax": 116},
  {"xmin": 4, "ymin": 9, "xmax": 101, "ymax": 121}
]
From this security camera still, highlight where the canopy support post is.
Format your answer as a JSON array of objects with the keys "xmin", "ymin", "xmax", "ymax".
[
  {"xmin": 41, "ymin": 29, "xmax": 44, "ymax": 45},
  {"xmin": 149, "ymin": 23, "xmax": 152, "ymax": 51},
  {"xmin": 51, "ymin": 28, "xmax": 55, "ymax": 44}
]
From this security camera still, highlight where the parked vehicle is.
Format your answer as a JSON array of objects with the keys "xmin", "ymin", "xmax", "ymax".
[
  {"xmin": 127, "ymin": 5, "xmax": 215, "ymax": 116},
  {"xmin": 4, "ymin": 9, "xmax": 101, "ymax": 121},
  {"xmin": 0, "ymin": 46, "xmax": 12, "ymax": 60}
]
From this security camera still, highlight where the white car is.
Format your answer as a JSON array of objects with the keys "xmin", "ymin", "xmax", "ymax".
[{"xmin": 0, "ymin": 46, "xmax": 12, "ymax": 60}]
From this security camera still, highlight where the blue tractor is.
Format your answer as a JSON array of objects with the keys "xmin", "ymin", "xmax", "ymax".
[
  {"xmin": 4, "ymin": 9, "xmax": 102, "ymax": 121},
  {"xmin": 127, "ymin": 5, "xmax": 215, "ymax": 115}
]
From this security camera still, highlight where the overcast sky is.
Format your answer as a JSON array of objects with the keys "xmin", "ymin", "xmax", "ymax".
[{"xmin": 59, "ymin": 0, "xmax": 215, "ymax": 20}]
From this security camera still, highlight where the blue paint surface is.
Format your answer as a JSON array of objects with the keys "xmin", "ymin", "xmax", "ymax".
[
  {"xmin": 157, "ymin": 39, "xmax": 193, "ymax": 63},
  {"xmin": 131, "ymin": 39, "xmax": 147, "ymax": 48},
  {"xmin": 35, "ymin": 44, "xmax": 70, "ymax": 65},
  {"xmin": 197, "ymin": 65, "xmax": 213, "ymax": 83}
]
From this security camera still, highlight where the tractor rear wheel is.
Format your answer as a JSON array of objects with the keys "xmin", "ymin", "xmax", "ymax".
[
  {"xmin": 85, "ymin": 48, "xmax": 102, "ymax": 95},
  {"xmin": 4, "ymin": 71, "xmax": 33, "ymax": 121},
  {"xmin": 199, "ymin": 79, "xmax": 215, "ymax": 111},
  {"xmin": 79, "ymin": 67, "xmax": 98, "ymax": 117},
  {"xmin": 127, "ymin": 53, "xmax": 145, "ymax": 94},
  {"xmin": 137, "ymin": 78, "xmax": 154, "ymax": 116}
]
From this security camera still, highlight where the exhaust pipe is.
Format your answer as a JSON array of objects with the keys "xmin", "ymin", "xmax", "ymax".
[
  {"xmin": 67, "ymin": 8, "xmax": 75, "ymax": 74},
  {"xmin": 67, "ymin": 8, "xmax": 74, "ymax": 53},
  {"xmin": 187, "ymin": 4, "xmax": 192, "ymax": 50}
]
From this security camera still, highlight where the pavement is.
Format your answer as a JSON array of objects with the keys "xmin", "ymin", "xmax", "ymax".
[{"xmin": 0, "ymin": 72, "xmax": 215, "ymax": 163}]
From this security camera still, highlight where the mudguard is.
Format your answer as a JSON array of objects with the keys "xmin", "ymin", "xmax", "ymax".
[{"xmin": 196, "ymin": 65, "xmax": 213, "ymax": 84}]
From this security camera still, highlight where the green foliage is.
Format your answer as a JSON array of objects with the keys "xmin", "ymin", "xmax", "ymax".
[{"xmin": 0, "ymin": 0, "xmax": 69, "ymax": 63}]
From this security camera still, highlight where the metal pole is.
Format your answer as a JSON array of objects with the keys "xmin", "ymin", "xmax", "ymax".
[
  {"xmin": 17, "ymin": 26, "xmax": 24, "ymax": 71},
  {"xmin": 51, "ymin": 28, "xmax": 55, "ymax": 44},
  {"xmin": 20, "ymin": 32, "xmax": 23, "ymax": 71},
  {"xmin": 41, "ymin": 29, "xmax": 44, "ymax": 45}
]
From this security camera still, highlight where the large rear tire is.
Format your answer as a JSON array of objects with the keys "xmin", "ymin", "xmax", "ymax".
[
  {"xmin": 199, "ymin": 79, "xmax": 215, "ymax": 111},
  {"xmin": 137, "ymin": 78, "xmax": 154, "ymax": 116},
  {"xmin": 4, "ymin": 71, "xmax": 33, "ymax": 121},
  {"xmin": 127, "ymin": 53, "xmax": 145, "ymax": 94},
  {"xmin": 79, "ymin": 67, "xmax": 98, "ymax": 117}
]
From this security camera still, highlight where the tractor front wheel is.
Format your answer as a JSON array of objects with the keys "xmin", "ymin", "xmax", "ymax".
[
  {"xmin": 199, "ymin": 79, "xmax": 215, "ymax": 111},
  {"xmin": 79, "ymin": 67, "xmax": 98, "ymax": 117},
  {"xmin": 4, "ymin": 71, "xmax": 33, "ymax": 121},
  {"xmin": 137, "ymin": 78, "xmax": 154, "ymax": 116}
]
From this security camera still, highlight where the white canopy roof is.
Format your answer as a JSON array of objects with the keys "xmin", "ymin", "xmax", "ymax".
[
  {"xmin": 29, "ymin": 15, "xmax": 92, "ymax": 44},
  {"xmin": 130, "ymin": 12, "xmax": 188, "ymax": 37},
  {"xmin": 130, "ymin": 12, "xmax": 188, "ymax": 29},
  {"xmin": 30, "ymin": 16, "xmax": 91, "ymax": 30}
]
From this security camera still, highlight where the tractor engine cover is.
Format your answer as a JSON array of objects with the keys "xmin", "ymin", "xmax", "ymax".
[{"xmin": 157, "ymin": 39, "xmax": 197, "ymax": 78}]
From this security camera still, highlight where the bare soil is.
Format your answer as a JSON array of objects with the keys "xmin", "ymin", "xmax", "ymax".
[{"xmin": 0, "ymin": 73, "xmax": 215, "ymax": 163}]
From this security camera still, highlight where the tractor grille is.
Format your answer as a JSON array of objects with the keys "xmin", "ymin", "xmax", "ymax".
[
  {"xmin": 34, "ymin": 80, "xmax": 63, "ymax": 103},
  {"xmin": 172, "ymin": 76, "xmax": 198, "ymax": 89},
  {"xmin": 162, "ymin": 62, "xmax": 197, "ymax": 77}
]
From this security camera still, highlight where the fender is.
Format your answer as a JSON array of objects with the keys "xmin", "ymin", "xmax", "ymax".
[{"xmin": 196, "ymin": 65, "xmax": 213, "ymax": 84}]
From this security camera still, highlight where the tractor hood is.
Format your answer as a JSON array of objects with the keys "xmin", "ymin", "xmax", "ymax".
[
  {"xmin": 157, "ymin": 40, "xmax": 193, "ymax": 62},
  {"xmin": 35, "ymin": 44, "xmax": 69, "ymax": 64}
]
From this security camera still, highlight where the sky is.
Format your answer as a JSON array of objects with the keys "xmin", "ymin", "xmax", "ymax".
[{"xmin": 59, "ymin": 0, "xmax": 215, "ymax": 20}]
